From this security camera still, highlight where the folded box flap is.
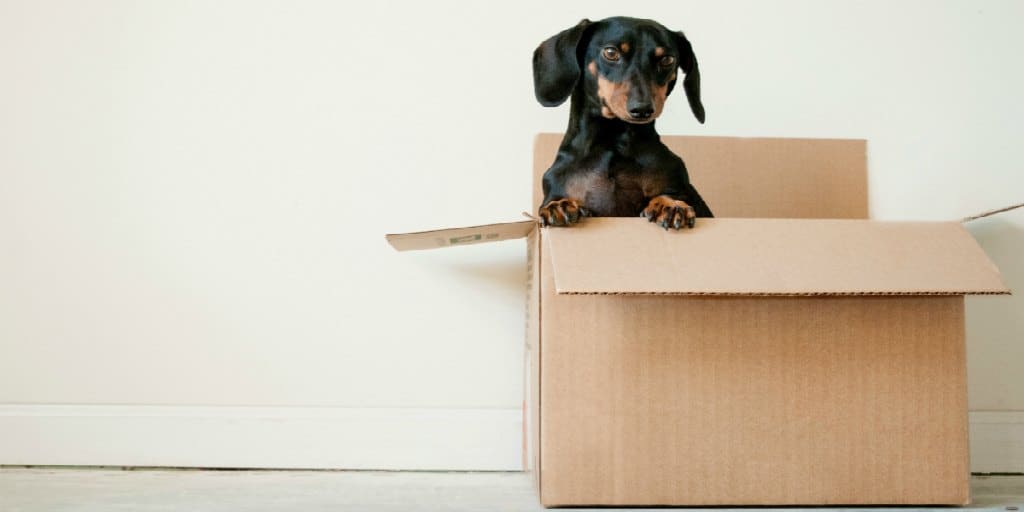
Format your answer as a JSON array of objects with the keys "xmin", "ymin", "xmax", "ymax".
[
  {"xmin": 545, "ymin": 218, "xmax": 1010, "ymax": 296},
  {"xmin": 386, "ymin": 220, "xmax": 535, "ymax": 251}
]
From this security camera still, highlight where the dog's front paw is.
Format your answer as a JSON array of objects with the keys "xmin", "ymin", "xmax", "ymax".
[
  {"xmin": 538, "ymin": 198, "xmax": 587, "ymax": 227},
  {"xmin": 641, "ymin": 195, "xmax": 696, "ymax": 230}
]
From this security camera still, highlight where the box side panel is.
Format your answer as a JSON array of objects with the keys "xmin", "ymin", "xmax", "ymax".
[
  {"xmin": 955, "ymin": 298, "xmax": 970, "ymax": 505},
  {"xmin": 524, "ymin": 230, "xmax": 541, "ymax": 487},
  {"xmin": 540, "ymin": 295, "xmax": 968, "ymax": 506},
  {"xmin": 536, "ymin": 234, "xmax": 560, "ymax": 505}
]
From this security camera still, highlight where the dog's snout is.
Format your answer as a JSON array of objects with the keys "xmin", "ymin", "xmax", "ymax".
[
  {"xmin": 628, "ymin": 103, "xmax": 655, "ymax": 120},
  {"xmin": 627, "ymin": 77, "xmax": 655, "ymax": 120}
]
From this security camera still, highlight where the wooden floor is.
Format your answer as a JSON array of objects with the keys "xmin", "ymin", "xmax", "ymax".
[{"xmin": 1, "ymin": 468, "xmax": 1023, "ymax": 511}]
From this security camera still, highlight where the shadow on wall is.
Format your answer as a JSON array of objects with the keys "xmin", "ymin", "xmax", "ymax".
[
  {"xmin": 413, "ymin": 240, "xmax": 528, "ymax": 300},
  {"xmin": 964, "ymin": 212, "xmax": 1024, "ymax": 410},
  {"xmin": 436, "ymin": 255, "xmax": 527, "ymax": 297}
]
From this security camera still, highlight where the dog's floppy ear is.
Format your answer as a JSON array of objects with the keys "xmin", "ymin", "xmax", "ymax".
[
  {"xmin": 533, "ymin": 19, "xmax": 592, "ymax": 107},
  {"xmin": 672, "ymin": 31, "xmax": 705, "ymax": 124}
]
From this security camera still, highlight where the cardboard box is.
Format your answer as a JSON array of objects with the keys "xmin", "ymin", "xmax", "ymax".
[{"xmin": 387, "ymin": 134, "xmax": 1009, "ymax": 506}]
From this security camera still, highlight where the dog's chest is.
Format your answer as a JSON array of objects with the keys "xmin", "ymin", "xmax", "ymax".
[{"xmin": 565, "ymin": 161, "xmax": 667, "ymax": 217}]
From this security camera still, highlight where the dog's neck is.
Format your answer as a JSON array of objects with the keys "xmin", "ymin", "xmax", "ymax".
[{"xmin": 560, "ymin": 89, "xmax": 660, "ymax": 158}]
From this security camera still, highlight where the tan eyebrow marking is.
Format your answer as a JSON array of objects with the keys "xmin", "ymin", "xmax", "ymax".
[
  {"xmin": 619, "ymin": 42, "xmax": 630, "ymax": 53},
  {"xmin": 654, "ymin": 46, "xmax": 666, "ymax": 57}
]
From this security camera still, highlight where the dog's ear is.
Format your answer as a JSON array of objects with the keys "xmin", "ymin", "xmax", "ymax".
[
  {"xmin": 671, "ymin": 31, "xmax": 705, "ymax": 124},
  {"xmin": 532, "ymin": 19, "xmax": 592, "ymax": 107}
]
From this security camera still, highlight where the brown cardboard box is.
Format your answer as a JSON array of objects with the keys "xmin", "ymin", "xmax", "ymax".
[{"xmin": 387, "ymin": 134, "xmax": 1010, "ymax": 506}]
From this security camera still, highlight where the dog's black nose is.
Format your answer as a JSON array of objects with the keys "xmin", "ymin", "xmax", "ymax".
[{"xmin": 628, "ymin": 105, "xmax": 654, "ymax": 119}]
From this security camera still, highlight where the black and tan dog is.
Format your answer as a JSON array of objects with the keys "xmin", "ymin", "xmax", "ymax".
[{"xmin": 534, "ymin": 16, "xmax": 712, "ymax": 229}]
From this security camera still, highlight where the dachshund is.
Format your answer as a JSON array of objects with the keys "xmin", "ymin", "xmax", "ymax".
[{"xmin": 533, "ymin": 16, "xmax": 712, "ymax": 229}]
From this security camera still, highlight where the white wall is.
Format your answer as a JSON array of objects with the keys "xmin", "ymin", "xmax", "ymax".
[{"xmin": 1, "ymin": 0, "xmax": 1022, "ymax": 469}]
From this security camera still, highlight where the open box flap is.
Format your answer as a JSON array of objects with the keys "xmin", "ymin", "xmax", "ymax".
[
  {"xmin": 545, "ymin": 217, "xmax": 1010, "ymax": 296},
  {"xmin": 386, "ymin": 220, "xmax": 535, "ymax": 251}
]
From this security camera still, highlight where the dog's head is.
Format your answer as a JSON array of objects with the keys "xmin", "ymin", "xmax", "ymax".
[{"xmin": 533, "ymin": 16, "xmax": 704, "ymax": 124}]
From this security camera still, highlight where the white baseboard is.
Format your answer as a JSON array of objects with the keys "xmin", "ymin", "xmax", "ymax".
[
  {"xmin": 970, "ymin": 411, "xmax": 1024, "ymax": 473},
  {"xmin": 0, "ymin": 405, "xmax": 523, "ymax": 471},
  {"xmin": 1, "ymin": 406, "xmax": 1021, "ymax": 473}
]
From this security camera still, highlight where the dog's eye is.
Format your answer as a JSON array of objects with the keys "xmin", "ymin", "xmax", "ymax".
[
  {"xmin": 602, "ymin": 47, "xmax": 620, "ymax": 62},
  {"xmin": 659, "ymin": 55, "xmax": 676, "ymax": 68}
]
